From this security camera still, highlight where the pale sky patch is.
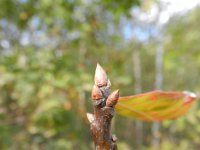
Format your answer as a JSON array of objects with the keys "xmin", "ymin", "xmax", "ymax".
[{"xmin": 159, "ymin": 0, "xmax": 200, "ymax": 24}]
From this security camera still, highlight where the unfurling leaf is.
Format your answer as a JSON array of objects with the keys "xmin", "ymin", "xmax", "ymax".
[{"xmin": 115, "ymin": 91, "xmax": 197, "ymax": 122}]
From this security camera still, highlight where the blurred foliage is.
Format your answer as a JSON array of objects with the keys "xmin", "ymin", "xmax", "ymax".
[{"xmin": 0, "ymin": 0, "xmax": 200, "ymax": 149}]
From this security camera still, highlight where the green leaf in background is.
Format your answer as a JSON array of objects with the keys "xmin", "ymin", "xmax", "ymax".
[{"xmin": 116, "ymin": 91, "xmax": 197, "ymax": 121}]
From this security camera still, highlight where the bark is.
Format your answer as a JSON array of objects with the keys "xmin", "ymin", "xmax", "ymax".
[
  {"xmin": 152, "ymin": 43, "xmax": 163, "ymax": 149},
  {"xmin": 87, "ymin": 64, "xmax": 119, "ymax": 150},
  {"xmin": 151, "ymin": 2, "xmax": 164, "ymax": 148},
  {"xmin": 133, "ymin": 48, "xmax": 143, "ymax": 147}
]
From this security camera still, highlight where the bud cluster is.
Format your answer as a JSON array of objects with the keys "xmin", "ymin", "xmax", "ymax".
[{"xmin": 91, "ymin": 64, "xmax": 119, "ymax": 107}]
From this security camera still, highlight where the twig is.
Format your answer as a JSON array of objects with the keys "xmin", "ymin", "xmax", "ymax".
[{"xmin": 87, "ymin": 64, "xmax": 119, "ymax": 150}]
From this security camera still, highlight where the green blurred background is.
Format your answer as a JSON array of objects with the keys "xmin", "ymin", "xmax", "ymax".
[{"xmin": 0, "ymin": 0, "xmax": 200, "ymax": 149}]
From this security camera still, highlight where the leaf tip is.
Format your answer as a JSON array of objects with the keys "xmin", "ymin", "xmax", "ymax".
[{"xmin": 184, "ymin": 91, "xmax": 197, "ymax": 103}]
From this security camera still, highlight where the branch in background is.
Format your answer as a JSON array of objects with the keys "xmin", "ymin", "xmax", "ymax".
[{"xmin": 87, "ymin": 64, "xmax": 119, "ymax": 150}]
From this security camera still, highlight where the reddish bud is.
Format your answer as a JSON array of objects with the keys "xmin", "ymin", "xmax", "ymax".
[
  {"xmin": 106, "ymin": 90, "xmax": 119, "ymax": 107},
  {"xmin": 91, "ymin": 85, "xmax": 103, "ymax": 100},
  {"xmin": 95, "ymin": 63, "xmax": 108, "ymax": 87}
]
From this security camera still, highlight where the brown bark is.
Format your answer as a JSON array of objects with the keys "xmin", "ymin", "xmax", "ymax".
[{"xmin": 87, "ymin": 64, "xmax": 119, "ymax": 150}]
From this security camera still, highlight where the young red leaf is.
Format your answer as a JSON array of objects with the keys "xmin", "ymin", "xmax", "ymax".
[{"xmin": 115, "ymin": 91, "xmax": 197, "ymax": 122}]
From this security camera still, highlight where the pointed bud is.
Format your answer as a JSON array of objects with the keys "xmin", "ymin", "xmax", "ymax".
[
  {"xmin": 91, "ymin": 85, "xmax": 103, "ymax": 100},
  {"xmin": 106, "ymin": 90, "xmax": 119, "ymax": 107},
  {"xmin": 95, "ymin": 63, "xmax": 108, "ymax": 87}
]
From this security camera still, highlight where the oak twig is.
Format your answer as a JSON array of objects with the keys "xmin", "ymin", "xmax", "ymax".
[{"xmin": 87, "ymin": 64, "xmax": 119, "ymax": 150}]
